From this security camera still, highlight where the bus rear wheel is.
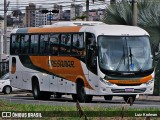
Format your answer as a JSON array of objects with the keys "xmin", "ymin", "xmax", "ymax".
[
  {"xmin": 104, "ymin": 95, "xmax": 113, "ymax": 100},
  {"xmin": 76, "ymin": 81, "xmax": 92, "ymax": 103},
  {"xmin": 123, "ymin": 95, "xmax": 136, "ymax": 104}
]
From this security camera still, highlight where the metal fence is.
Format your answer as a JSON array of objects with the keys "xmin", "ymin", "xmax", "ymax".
[{"xmin": 0, "ymin": 61, "xmax": 9, "ymax": 78}]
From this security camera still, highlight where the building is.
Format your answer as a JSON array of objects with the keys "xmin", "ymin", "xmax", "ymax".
[
  {"xmin": 63, "ymin": 10, "xmax": 70, "ymax": 20},
  {"xmin": 35, "ymin": 6, "xmax": 47, "ymax": 27},
  {"xmin": 70, "ymin": 3, "xmax": 83, "ymax": 20},
  {"xmin": 88, "ymin": 9, "xmax": 105, "ymax": 21},
  {"xmin": 25, "ymin": 3, "xmax": 36, "ymax": 27},
  {"xmin": 53, "ymin": 4, "xmax": 63, "ymax": 20}
]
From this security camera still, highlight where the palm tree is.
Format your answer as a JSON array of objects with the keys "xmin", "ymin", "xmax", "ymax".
[{"xmin": 102, "ymin": 0, "xmax": 132, "ymax": 25}]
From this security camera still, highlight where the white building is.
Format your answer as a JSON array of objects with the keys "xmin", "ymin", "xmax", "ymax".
[
  {"xmin": 35, "ymin": 6, "xmax": 47, "ymax": 27},
  {"xmin": 70, "ymin": 3, "xmax": 83, "ymax": 20},
  {"xmin": 0, "ymin": 21, "xmax": 12, "ymax": 61}
]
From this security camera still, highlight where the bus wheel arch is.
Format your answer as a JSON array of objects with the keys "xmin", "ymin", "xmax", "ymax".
[
  {"xmin": 31, "ymin": 76, "xmax": 51, "ymax": 100},
  {"xmin": 74, "ymin": 78, "xmax": 92, "ymax": 103}
]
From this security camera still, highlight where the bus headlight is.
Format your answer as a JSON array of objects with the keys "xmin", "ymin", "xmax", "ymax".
[
  {"xmin": 145, "ymin": 79, "xmax": 154, "ymax": 86},
  {"xmin": 100, "ymin": 78, "xmax": 113, "ymax": 86}
]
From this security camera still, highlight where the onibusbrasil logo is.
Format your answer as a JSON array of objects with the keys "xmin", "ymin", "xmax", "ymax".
[{"xmin": 1, "ymin": 112, "xmax": 42, "ymax": 118}]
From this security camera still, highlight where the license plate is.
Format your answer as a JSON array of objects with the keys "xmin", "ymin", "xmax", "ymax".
[{"xmin": 125, "ymin": 88, "xmax": 134, "ymax": 92}]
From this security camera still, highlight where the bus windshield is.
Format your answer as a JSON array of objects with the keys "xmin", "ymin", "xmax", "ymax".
[{"xmin": 98, "ymin": 36, "xmax": 153, "ymax": 72}]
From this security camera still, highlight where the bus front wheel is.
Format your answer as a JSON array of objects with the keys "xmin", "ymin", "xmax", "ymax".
[
  {"xmin": 32, "ymin": 80, "xmax": 51, "ymax": 100},
  {"xmin": 123, "ymin": 95, "xmax": 136, "ymax": 104},
  {"xmin": 76, "ymin": 81, "xmax": 92, "ymax": 103},
  {"xmin": 32, "ymin": 80, "xmax": 41, "ymax": 100}
]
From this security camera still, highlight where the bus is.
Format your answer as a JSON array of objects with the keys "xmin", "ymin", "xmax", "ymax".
[{"xmin": 9, "ymin": 22, "xmax": 154, "ymax": 103}]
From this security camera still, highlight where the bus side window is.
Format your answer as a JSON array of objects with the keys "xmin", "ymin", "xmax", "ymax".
[
  {"xmin": 11, "ymin": 35, "xmax": 16, "ymax": 54},
  {"xmin": 30, "ymin": 35, "xmax": 39, "ymax": 54},
  {"xmin": 14, "ymin": 35, "xmax": 21, "ymax": 54},
  {"xmin": 40, "ymin": 34, "xmax": 49, "ymax": 54},
  {"xmin": 21, "ymin": 35, "xmax": 29, "ymax": 54},
  {"xmin": 49, "ymin": 34, "xmax": 59, "ymax": 55},
  {"xmin": 60, "ymin": 34, "xmax": 71, "ymax": 55},
  {"xmin": 72, "ymin": 33, "xmax": 84, "ymax": 56}
]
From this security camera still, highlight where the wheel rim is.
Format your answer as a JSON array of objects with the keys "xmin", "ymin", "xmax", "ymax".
[
  {"xmin": 34, "ymin": 86, "xmax": 38, "ymax": 96},
  {"xmin": 6, "ymin": 87, "xmax": 11, "ymax": 94}
]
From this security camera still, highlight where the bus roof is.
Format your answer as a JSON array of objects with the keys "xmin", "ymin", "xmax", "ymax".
[
  {"xmin": 11, "ymin": 24, "xmax": 149, "ymax": 36},
  {"xmin": 80, "ymin": 25, "xmax": 149, "ymax": 36}
]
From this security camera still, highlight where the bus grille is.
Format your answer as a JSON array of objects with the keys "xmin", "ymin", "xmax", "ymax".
[
  {"xmin": 116, "ymin": 84, "xmax": 142, "ymax": 86},
  {"xmin": 111, "ymin": 88, "xmax": 146, "ymax": 93}
]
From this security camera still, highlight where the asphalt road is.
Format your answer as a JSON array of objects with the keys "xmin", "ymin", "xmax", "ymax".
[{"xmin": 0, "ymin": 91, "xmax": 160, "ymax": 109}]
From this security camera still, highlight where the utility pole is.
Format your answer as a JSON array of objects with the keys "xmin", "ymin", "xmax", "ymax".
[
  {"xmin": 86, "ymin": 0, "xmax": 89, "ymax": 21},
  {"xmin": 4, "ymin": 0, "xmax": 10, "ymax": 54},
  {"xmin": 131, "ymin": 0, "xmax": 137, "ymax": 26}
]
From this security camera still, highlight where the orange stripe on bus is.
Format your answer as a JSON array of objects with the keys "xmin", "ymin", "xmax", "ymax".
[
  {"xmin": 28, "ymin": 26, "xmax": 82, "ymax": 33},
  {"xmin": 108, "ymin": 75, "xmax": 152, "ymax": 84},
  {"xmin": 29, "ymin": 56, "xmax": 93, "ymax": 90}
]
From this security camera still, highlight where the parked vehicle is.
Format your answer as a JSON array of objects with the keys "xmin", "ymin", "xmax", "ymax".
[{"xmin": 0, "ymin": 73, "xmax": 19, "ymax": 94}]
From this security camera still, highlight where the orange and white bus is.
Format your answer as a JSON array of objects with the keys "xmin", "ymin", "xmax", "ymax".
[{"xmin": 9, "ymin": 22, "xmax": 154, "ymax": 103}]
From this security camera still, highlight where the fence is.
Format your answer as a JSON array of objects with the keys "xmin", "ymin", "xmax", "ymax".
[{"xmin": 0, "ymin": 61, "xmax": 9, "ymax": 78}]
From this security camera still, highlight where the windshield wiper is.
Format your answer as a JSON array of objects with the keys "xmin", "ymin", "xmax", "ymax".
[
  {"xmin": 116, "ymin": 46, "xmax": 126, "ymax": 71},
  {"xmin": 129, "ymin": 47, "xmax": 133, "ymax": 65},
  {"xmin": 129, "ymin": 47, "xmax": 143, "ymax": 71}
]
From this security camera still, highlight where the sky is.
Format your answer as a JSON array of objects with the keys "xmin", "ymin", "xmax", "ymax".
[{"xmin": 0, "ymin": 0, "xmax": 110, "ymax": 16}]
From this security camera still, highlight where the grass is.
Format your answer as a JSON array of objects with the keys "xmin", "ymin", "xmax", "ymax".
[{"xmin": 0, "ymin": 100, "xmax": 159, "ymax": 120}]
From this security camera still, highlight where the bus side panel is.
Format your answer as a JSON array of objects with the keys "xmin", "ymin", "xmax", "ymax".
[
  {"xmin": 49, "ymin": 75, "xmax": 59, "ymax": 92},
  {"xmin": 22, "ymin": 71, "xmax": 30, "ymax": 90},
  {"xmin": 39, "ymin": 73, "xmax": 50, "ymax": 92},
  {"xmin": 88, "ymin": 71, "xmax": 99, "ymax": 95}
]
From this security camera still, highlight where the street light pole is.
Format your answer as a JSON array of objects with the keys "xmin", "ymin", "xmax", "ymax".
[{"xmin": 41, "ymin": 10, "xmax": 59, "ymax": 25}]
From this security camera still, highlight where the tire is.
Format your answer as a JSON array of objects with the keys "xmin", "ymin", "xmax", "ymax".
[
  {"xmin": 104, "ymin": 95, "xmax": 113, "ymax": 100},
  {"xmin": 76, "ymin": 81, "xmax": 92, "ymax": 103},
  {"xmin": 54, "ymin": 93, "xmax": 62, "ymax": 98},
  {"xmin": 32, "ymin": 80, "xmax": 41, "ymax": 100},
  {"xmin": 32, "ymin": 80, "xmax": 51, "ymax": 100},
  {"xmin": 72, "ymin": 94, "xmax": 77, "ymax": 102},
  {"xmin": 3, "ymin": 86, "xmax": 12, "ymax": 94},
  {"xmin": 41, "ymin": 92, "xmax": 51, "ymax": 100},
  {"xmin": 123, "ymin": 95, "xmax": 136, "ymax": 104}
]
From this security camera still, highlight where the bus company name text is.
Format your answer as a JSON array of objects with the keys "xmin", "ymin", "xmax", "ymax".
[{"xmin": 48, "ymin": 60, "xmax": 75, "ymax": 68}]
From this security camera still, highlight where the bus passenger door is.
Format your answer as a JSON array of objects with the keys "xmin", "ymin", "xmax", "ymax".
[
  {"xmin": 10, "ymin": 57, "xmax": 23, "ymax": 89},
  {"xmin": 86, "ymin": 33, "xmax": 99, "ymax": 95}
]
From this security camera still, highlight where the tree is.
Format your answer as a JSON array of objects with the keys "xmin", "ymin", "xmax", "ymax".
[
  {"xmin": 102, "ymin": 0, "xmax": 132, "ymax": 25},
  {"xmin": 12, "ymin": 10, "xmax": 22, "ymax": 17}
]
